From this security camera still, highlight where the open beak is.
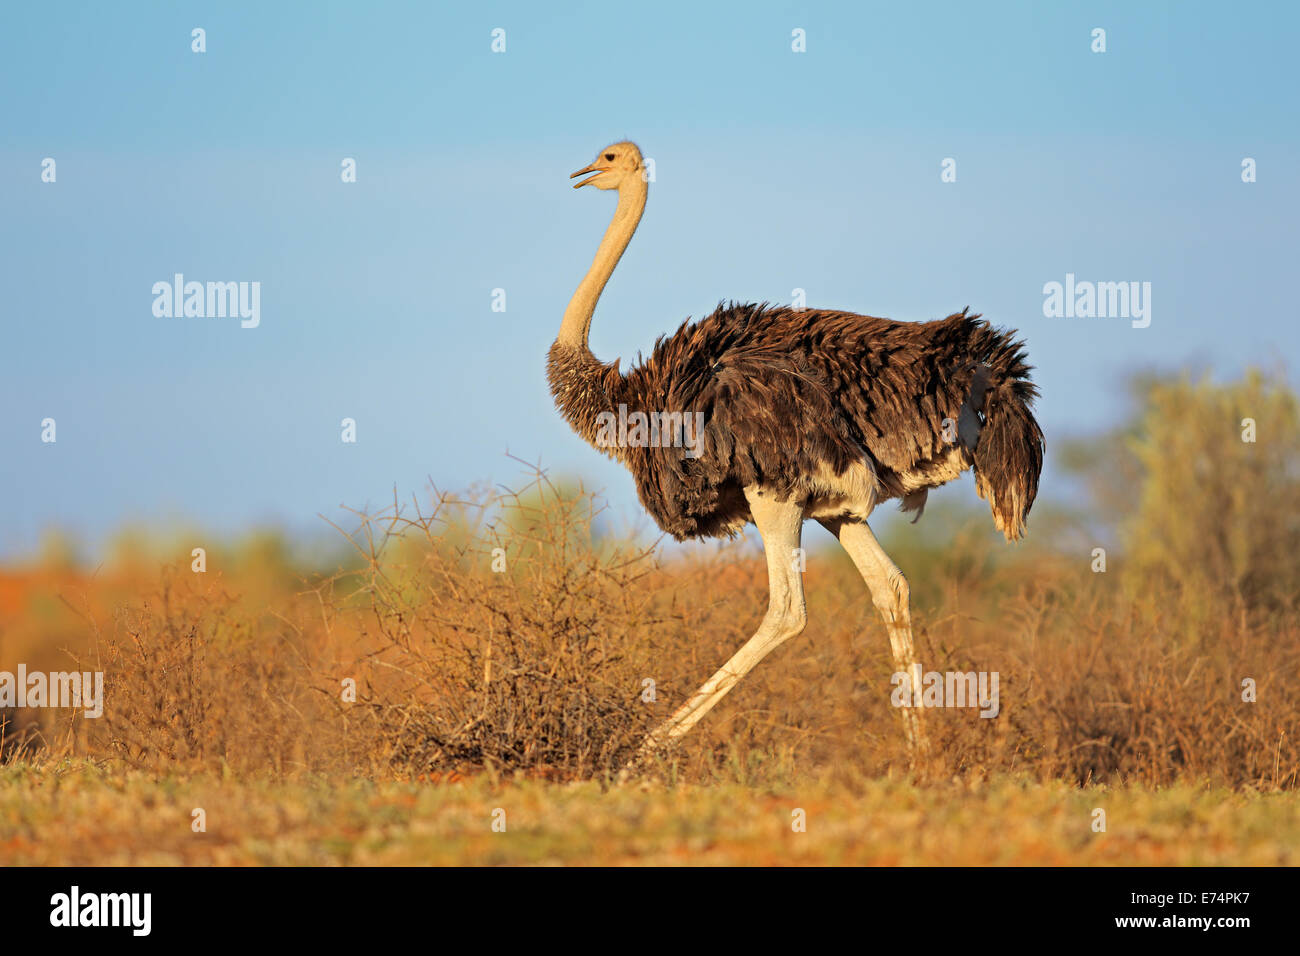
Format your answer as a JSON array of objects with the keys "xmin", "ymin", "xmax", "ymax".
[{"xmin": 570, "ymin": 163, "xmax": 606, "ymax": 189}]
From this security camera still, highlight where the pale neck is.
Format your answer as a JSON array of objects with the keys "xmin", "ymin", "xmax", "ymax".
[{"xmin": 557, "ymin": 179, "xmax": 647, "ymax": 351}]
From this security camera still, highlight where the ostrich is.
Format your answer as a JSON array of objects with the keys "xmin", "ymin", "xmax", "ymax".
[{"xmin": 548, "ymin": 141, "xmax": 1044, "ymax": 768}]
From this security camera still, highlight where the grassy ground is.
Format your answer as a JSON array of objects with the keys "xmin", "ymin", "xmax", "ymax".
[{"xmin": 2, "ymin": 760, "xmax": 1295, "ymax": 866}]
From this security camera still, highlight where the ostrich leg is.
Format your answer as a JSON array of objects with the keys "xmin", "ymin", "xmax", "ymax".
[
  {"xmin": 622, "ymin": 488, "xmax": 807, "ymax": 774},
  {"xmin": 819, "ymin": 517, "xmax": 930, "ymax": 760}
]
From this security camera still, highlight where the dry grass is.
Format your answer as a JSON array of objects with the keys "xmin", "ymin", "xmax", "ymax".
[
  {"xmin": 2, "ymin": 761, "xmax": 1295, "ymax": 865},
  {"xmin": 3, "ymin": 470, "xmax": 1295, "ymax": 792}
]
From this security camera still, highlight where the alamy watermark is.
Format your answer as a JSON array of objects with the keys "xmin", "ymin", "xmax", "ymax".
[
  {"xmin": 50, "ymin": 886, "xmax": 151, "ymax": 936},
  {"xmin": 152, "ymin": 273, "xmax": 260, "ymax": 328},
  {"xmin": 594, "ymin": 404, "xmax": 705, "ymax": 458},
  {"xmin": 0, "ymin": 665, "xmax": 103, "ymax": 718},
  {"xmin": 891, "ymin": 665, "xmax": 999, "ymax": 718},
  {"xmin": 1042, "ymin": 273, "xmax": 1150, "ymax": 328}
]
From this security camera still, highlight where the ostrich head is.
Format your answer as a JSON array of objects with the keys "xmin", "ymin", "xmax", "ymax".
[{"xmin": 570, "ymin": 141, "xmax": 644, "ymax": 190}]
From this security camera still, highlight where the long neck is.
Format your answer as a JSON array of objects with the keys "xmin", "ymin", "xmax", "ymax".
[
  {"xmin": 556, "ymin": 179, "xmax": 647, "ymax": 351},
  {"xmin": 548, "ymin": 178, "xmax": 647, "ymax": 455}
]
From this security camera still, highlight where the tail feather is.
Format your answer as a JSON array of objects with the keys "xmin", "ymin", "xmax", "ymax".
[{"xmin": 973, "ymin": 373, "xmax": 1044, "ymax": 541}]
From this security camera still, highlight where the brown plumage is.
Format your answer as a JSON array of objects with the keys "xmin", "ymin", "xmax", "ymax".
[
  {"xmin": 549, "ymin": 302, "xmax": 1044, "ymax": 542},
  {"xmin": 551, "ymin": 140, "xmax": 1045, "ymax": 767}
]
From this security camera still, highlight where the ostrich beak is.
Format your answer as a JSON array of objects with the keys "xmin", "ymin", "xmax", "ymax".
[{"xmin": 570, "ymin": 163, "xmax": 605, "ymax": 188}]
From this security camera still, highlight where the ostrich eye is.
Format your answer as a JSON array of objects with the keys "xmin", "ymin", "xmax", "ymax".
[{"xmin": 604, "ymin": 152, "xmax": 615, "ymax": 161}]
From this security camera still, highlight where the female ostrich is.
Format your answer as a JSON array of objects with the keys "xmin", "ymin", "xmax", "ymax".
[{"xmin": 549, "ymin": 141, "xmax": 1043, "ymax": 765}]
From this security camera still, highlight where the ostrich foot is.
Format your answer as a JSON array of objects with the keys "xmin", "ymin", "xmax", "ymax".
[{"xmin": 616, "ymin": 734, "xmax": 666, "ymax": 783}]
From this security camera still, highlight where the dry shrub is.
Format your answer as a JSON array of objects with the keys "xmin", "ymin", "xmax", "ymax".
[
  {"xmin": 327, "ymin": 475, "xmax": 671, "ymax": 779},
  {"xmin": 76, "ymin": 571, "xmax": 325, "ymax": 775},
  {"xmin": 885, "ymin": 557, "xmax": 1300, "ymax": 789},
  {"xmin": 61, "ymin": 493, "xmax": 1294, "ymax": 789},
  {"xmin": 29, "ymin": 472, "xmax": 1297, "ymax": 791}
]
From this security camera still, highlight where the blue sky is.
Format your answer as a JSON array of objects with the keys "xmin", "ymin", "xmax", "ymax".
[{"xmin": 2, "ymin": 1, "xmax": 1297, "ymax": 559}]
